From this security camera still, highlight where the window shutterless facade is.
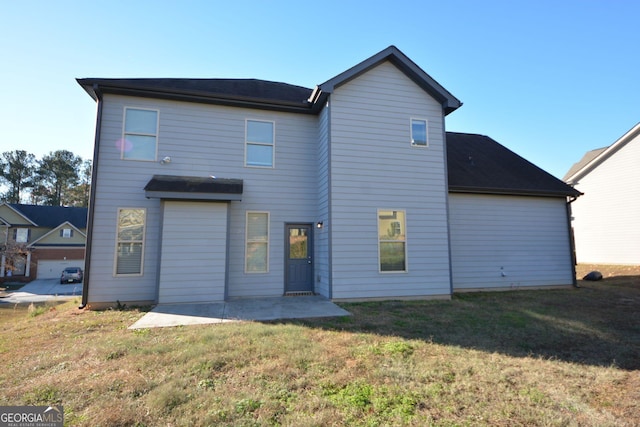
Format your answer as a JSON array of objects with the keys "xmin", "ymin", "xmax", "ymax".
[
  {"xmin": 378, "ymin": 210, "xmax": 407, "ymax": 272},
  {"xmin": 245, "ymin": 211, "xmax": 269, "ymax": 273},
  {"xmin": 410, "ymin": 118, "xmax": 428, "ymax": 147},
  {"xmin": 115, "ymin": 208, "xmax": 146, "ymax": 276},
  {"xmin": 122, "ymin": 108, "xmax": 159, "ymax": 161},
  {"xmin": 245, "ymin": 119, "xmax": 275, "ymax": 167}
]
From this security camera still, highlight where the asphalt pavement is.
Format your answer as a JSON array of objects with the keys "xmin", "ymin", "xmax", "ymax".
[{"xmin": 0, "ymin": 279, "xmax": 82, "ymax": 304}]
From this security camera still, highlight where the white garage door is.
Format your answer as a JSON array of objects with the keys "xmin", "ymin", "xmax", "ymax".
[
  {"xmin": 158, "ymin": 201, "xmax": 228, "ymax": 303},
  {"xmin": 449, "ymin": 193, "xmax": 574, "ymax": 290},
  {"xmin": 37, "ymin": 260, "xmax": 84, "ymax": 279}
]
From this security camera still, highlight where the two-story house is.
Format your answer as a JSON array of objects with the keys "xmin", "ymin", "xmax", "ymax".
[
  {"xmin": 564, "ymin": 123, "xmax": 640, "ymax": 265},
  {"xmin": 77, "ymin": 46, "xmax": 579, "ymax": 308},
  {"xmin": 0, "ymin": 203, "xmax": 87, "ymax": 282}
]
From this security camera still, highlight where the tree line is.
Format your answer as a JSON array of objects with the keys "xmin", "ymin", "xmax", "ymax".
[{"xmin": 0, "ymin": 150, "xmax": 91, "ymax": 207}]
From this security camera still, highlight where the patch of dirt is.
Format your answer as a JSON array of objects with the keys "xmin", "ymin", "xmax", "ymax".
[
  {"xmin": 575, "ymin": 264, "xmax": 640, "ymax": 306},
  {"xmin": 576, "ymin": 264, "xmax": 640, "ymax": 279}
]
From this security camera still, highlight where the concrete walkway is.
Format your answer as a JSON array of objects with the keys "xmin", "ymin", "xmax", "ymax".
[
  {"xmin": 0, "ymin": 279, "xmax": 82, "ymax": 304},
  {"xmin": 129, "ymin": 295, "xmax": 351, "ymax": 329}
]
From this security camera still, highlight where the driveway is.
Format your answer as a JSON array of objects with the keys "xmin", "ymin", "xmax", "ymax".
[{"xmin": 0, "ymin": 279, "xmax": 82, "ymax": 304}]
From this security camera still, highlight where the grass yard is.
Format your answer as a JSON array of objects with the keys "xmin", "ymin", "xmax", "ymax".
[{"xmin": 0, "ymin": 265, "xmax": 638, "ymax": 426}]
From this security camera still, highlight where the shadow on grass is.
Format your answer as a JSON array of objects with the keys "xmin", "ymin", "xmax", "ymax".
[{"xmin": 282, "ymin": 275, "xmax": 640, "ymax": 370}]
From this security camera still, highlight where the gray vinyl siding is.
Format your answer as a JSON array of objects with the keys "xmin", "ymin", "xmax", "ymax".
[
  {"xmin": 449, "ymin": 194, "xmax": 574, "ymax": 289},
  {"xmin": 87, "ymin": 94, "xmax": 317, "ymax": 304},
  {"xmin": 571, "ymin": 135, "xmax": 640, "ymax": 265},
  {"xmin": 158, "ymin": 201, "xmax": 227, "ymax": 303},
  {"xmin": 226, "ymin": 113, "xmax": 318, "ymax": 298},
  {"xmin": 315, "ymin": 104, "xmax": 330, "ymax": 297},
  {"xmin": 328, "ymin": 61, "xmax": 451, "ymax": 299},
  {"xmin": 86, "ymin": 96, "xmax": 161, "ymax": 304}
]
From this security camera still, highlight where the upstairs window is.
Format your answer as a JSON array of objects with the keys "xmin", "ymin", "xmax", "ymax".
[
  {"xmin": 246, "ymin": 120, "xmax": 274, "ymax": 167},
  {"xmin": 378, "ymin": 210, "xmax": 407, "ymax": 272},
  {"xmin": 14, "ymin": 228, "xmax": 29, "ymax": 243},
  {"xmin": 60, "ymin": 228, "xmax": 74, "ymax": 238},
  {"xmin": 122, "ymin": 108, "xmax": 158, "ymax": 161},
  {"xmin": 410, "ymin": 118, "xmax": 428, "ymax": 147}
]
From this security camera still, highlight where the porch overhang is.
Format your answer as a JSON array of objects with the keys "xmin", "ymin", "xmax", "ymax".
[{"xmin": 144, "ymin": 175, "xmax": 243, "ymax": 201}]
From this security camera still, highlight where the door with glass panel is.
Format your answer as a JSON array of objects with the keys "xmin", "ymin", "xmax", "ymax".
[{"xmin": 285, "ymin": 224, "xmax": 313, "ymax": 293}]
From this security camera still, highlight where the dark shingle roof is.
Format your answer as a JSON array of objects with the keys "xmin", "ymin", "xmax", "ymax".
[
  {"xmin": 9, "ymin": 204, "xmax": 88, "ymax": 229},
  {"xmin": 144, "ymin": 175, "xmax": 243, "ymax": 195},
  {"xmin": 78, "ymin": 46, "xmax": 462, "ymax": 115},
  {"xmin": 446, "ymin": 132, "xmax": 581, "ymax": 197},
  {"xmin": 77, "ymin": 78, "xmax": 314, "ymax": 113}
]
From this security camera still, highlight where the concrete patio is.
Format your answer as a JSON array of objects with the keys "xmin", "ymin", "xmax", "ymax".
[{"xmin": 129, "ymin": 295, "xmax": 351, "ymax": 329}]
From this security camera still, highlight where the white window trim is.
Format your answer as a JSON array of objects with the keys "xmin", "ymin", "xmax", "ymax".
[
  {"xmin": 62, "ymin": 228, "xmax": 72, "ymax": 238},
  {"xmin": 377, "ymin": 209, "xmax": 408, "ymax": 274},
  {"xmin": 410, "ymin": 118, "xmax": 428, "ymax": 147},
  {"xmin": 244, "ymin": 119, "xmax": 275, "ymax": 168},
  {"xmin": 121, "ymin": 107, "xmax": 160, "ymax": 162},
  {"xmin": 245, "ymin": 211, "xmax": 270, "ymax": 273},
  {"xmin": 113, "ymin": 207, "xmax": 147, "ymax": 277}
]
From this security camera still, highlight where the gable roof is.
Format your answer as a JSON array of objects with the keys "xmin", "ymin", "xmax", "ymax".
[
  {"xmin": 7, "ymin": 204, "xmax": 88, "ymax": 229},
  {"xmin": 0, "ymin": 203, "xmax": 37, "ymax": 226},
  {"xmin": 315, "ymin": 46, "xmax": 462, "ymax": 115},
  {"xmin": 77, "ymin": 46, "xmax": 461, "ymax": 115},
  {"xmin": 28, "ymin": 221, "xmax": 86, "ymax": 248},
  {"xmin": 446, "ymin": 132, "xmax": 581, "ymax": 198},
  {"xmin": 563, "ymin": 122, "xmax": 640, "ymax": 184}
]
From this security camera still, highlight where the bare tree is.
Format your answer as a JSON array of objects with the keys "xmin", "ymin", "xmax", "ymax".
[{"xmin": 1, "ymin": 241, "xmax": 29, "ymax": 277}]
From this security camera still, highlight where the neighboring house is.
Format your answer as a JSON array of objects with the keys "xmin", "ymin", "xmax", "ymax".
[
  {"xmin": 77, "ymin": 46, "xmax": 579, "ymax": 308},
  {"xmin": 0, "ymin": 203, "xmax": 88, "ymax": 282},
  {"xmin": 564, "ymin": 123, "xmax": 640, "ymax": 265}
]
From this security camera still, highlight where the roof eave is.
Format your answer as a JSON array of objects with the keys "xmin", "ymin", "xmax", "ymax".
[
  {"xmin": 77, "ymin": 79, "xmax": 100, "ymax": 101},
  {"xmin": 77, "ymin": 80, "xmax": 315, "ymax": 114},
  {"xmin": 448, "ymin": 186, "xmax": 582, "ymax": 198},
  {"xmin": 144, "ymin": 191, "xmax": 243, "ymax": 201}
]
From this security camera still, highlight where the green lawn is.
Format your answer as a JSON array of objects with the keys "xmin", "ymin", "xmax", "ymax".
[{"xmin": 0, "ymin": 265, "xmax": 638, "ymax": 426}]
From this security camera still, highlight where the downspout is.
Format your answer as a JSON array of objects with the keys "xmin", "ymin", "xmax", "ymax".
[
  {"xmin": 79, "ymin": 84, "xmax": 103, "ymax": 309},
  {"xmin": 566, "ymin": 195, "xmax": 579, "ymax": 287},
  {"xmin": 441, "ymin": 110, "xmax": 454, "ymax": 296},
  {"xmin": 327, "ymin": 102, "xmax": 333, "ymax": 300}
]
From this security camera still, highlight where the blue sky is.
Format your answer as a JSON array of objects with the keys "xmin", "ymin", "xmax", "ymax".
[{"xmin": 1, "ymin": 0, "xmax": 638, "ymax": 179}]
